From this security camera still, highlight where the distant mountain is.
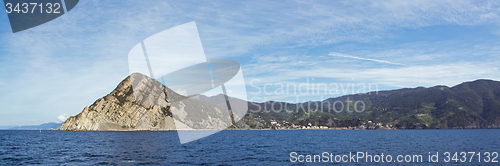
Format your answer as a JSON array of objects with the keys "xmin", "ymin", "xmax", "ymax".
[
  {"xmin": 8, "ymin": 122, "xmax": 62, "ymax": 130},
  {"xmin": 248, "ymin": 79, "xmax": 500, "ymax": 129}
]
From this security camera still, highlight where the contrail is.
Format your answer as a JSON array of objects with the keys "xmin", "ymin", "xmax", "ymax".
[{"xmin": 329, "ymin": 52, "xmax": 404, "ymax": 65}]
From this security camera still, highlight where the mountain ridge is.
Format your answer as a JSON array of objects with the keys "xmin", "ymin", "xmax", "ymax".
[
  {"xmin": 246, "ymin": 79, "xmax": 500, "ymax": 129},
  {"xmin": 3, "ymin": 122, "xmax": 63, "ymax": 130}
]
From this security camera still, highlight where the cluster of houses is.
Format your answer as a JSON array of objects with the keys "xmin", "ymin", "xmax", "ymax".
[
  {"xmin": 365, "ymin": 121, "xmax": 393, "ymax": 129},
  {"xmin": 267, "ymin": 119, "xmax": 394, "ymax": 130},
  {"xmin": 269, "ymin": 119, "xmax": 331, "ymax": 129}
]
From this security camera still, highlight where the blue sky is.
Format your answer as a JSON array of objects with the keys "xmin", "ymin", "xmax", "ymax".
[{"xmin": 0, "ymin": 0, "xmax": 500, "ymax": 126}]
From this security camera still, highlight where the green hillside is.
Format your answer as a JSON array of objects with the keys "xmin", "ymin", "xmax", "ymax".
[{"xmin": 244, "ymin": 79, "xmax": 500, "ymax": 129}]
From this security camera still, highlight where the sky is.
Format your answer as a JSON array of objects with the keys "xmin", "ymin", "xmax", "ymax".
[{"xmin": 0, "ymin": 0, "xmax": 500, "ymax": 126}]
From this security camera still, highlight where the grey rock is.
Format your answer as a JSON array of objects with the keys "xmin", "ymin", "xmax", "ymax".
[{"xmin": 59, "ymin": 73, "xmax": 237, "ymax": 131}]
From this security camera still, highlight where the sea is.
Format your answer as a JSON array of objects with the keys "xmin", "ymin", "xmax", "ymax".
[{"xmin": 1, "ymin": 129, "xmax": 499, "ymax": 165}]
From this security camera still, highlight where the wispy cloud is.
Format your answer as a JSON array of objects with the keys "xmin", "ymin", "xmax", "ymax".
[
  {"xmin": 329, "ymin": 52, "xmax": 404, "ymax": 65},
  {"xmin": 244, "ymin": 60, "xmax": 500, "ymax": 101},
  {"xmin": 243, "ymin": 39, "xmax": 500, "ymax": 102}
]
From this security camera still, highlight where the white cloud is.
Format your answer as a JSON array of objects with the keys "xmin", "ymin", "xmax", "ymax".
[
  {"xmin": 244, "ymin": 42, "xmax": 500, "ymax": 93},
  {"xmin": 176, "ymin": 88, "xmax": 189, "ymax": 96},
  {"xmin": 244, "ymin": 61, "xmax": 500, "ymax": 103},
  {"xmin": 57, "ymin": 114, "xmax": 68, "ymax": 122},
  {"xmin": 298, "ymin": 63, "xmax": 500, "ymax": 88}
]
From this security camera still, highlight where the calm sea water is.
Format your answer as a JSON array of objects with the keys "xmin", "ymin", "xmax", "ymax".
[{"xmin": 1, "ymin": 130, "xmax": 499, "ymax": 165}]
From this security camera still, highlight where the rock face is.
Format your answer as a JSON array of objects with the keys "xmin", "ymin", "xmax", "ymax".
[
  {"xmin": 59, "ymin": 73, "xmax": 236, "ymax": 131},
  {"xmin": 59, "ymin": 73, "xmax": 175, "ymax": 131}
]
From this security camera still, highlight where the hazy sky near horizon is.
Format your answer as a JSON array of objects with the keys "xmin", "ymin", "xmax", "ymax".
[{"xmin": 1, "ymin": 0, "xmax": 500, "ymax": 126}]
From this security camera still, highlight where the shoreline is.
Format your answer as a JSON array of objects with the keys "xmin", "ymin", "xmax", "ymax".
[{"xmin": 52, "ymin": 128, "xmax": 500, "ymax": 132}]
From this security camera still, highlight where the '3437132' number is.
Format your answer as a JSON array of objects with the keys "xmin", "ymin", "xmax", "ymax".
[{"xmin": 5, "ymin": 3, "xmax": 61, "ymax": 14}]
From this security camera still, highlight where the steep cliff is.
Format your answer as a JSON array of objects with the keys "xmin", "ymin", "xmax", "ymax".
[{"xmin": 59, "ymin": 73, "xmax": 235, "ymax": 131}]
